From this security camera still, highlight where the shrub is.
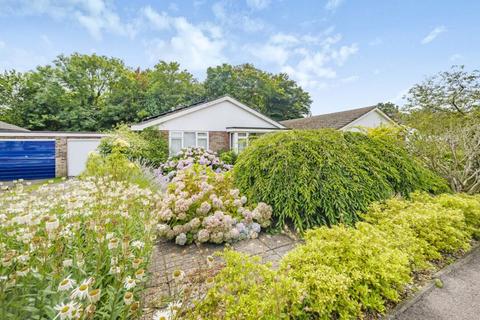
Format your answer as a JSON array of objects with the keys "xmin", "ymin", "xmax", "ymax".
[
  {"xmin": 156, "ymin": 164, "xmax": 272, "ymax": 245},
  {"xmin": 233, "ymin": 129, "xmax": 449, "ymax": 231},
  {"xmin": 362, "ymin": 197, "xmax": 471, "ymax": 269},
  {"xmin": 409, "ymin": 192, "xmax": 480, "ymax": 240},
  {"xmin": 0, "ymin": 177, "xmax": 159, "ymax": 319},
  {"xmin": 218, "ymin": 149, "xmax": 238, "ymax": 165},
  {"xmin": 98, "ymin": 125, "xmax": 168, "ymax": 166},
  {"xmin": 281, "ymin": 223, "xmax": 412, "ymax": 319},
  {"xmin": 157, "ymin": 147, "xmax": 232, "ymax": 182},
  {"xmin": 182, "ymin": 251, "xmax": 305, "ymax": 320},
  {"xmin": 187, "ymin": 194, "xmax": 478, "ymax": 319},
  {"xmin": 82, "ymin": 150, "xmax": 154, "ymax": 188}
]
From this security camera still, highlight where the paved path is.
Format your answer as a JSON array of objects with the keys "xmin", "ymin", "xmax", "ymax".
[
  {"xmin": 393, "ymin": 245, "xmax": 480, "ymax": 320},
  {"xmin": 142, "ymin": 232, "xmax": 299, "ymax": 315}
]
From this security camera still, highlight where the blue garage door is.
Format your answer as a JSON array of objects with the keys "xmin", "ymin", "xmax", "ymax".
[{"xmin": 0, "ymin": 140, "xmax": 56, "ymax": 181}]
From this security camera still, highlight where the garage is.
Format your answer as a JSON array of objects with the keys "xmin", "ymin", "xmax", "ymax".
[
  {"xmin": 0, "ymin": 139, "xmax": 56, "ymax": 181},
  {"xmin": 0, "ymin": 132, "xmax": 106, "ymax": 181},
  {"xmin": 67, "ymin": 139, "xmax": 101, "ymax": 176}
]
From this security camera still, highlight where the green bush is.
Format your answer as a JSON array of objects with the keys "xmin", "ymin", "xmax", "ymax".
[
  {"xmin": 82, "ymin": 150, "xmax": 153, "ymax": 188},
  {"xmin": 98, "ymin": 125, "xmax": 168, "ymax": 166},
  {"xmin": 218, "ymin": 149, "xmax": 238, "ymax": 165},
  {"xmin": 362, "ymin": 196, "xmax": 471, "ymax": 269},
  {"xmin": 281, "ymin": 223, "xmax": 412, "ymax": 319},
  {"xmin": 187, "ymin": 194, "xmax": 477, "ymax": 319},
  {"xmin": 183, "ymin": 251, "xmax": 305, "ymax": 320},
  {"xmin": 410, "ymin": 192, "xmax": 480, "ymax": 240},
  {"xmin": 233, "ymin": 129, "xmax": 449, "ymax": 231}
]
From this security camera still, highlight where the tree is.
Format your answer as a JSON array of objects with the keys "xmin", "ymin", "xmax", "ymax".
[
  {"xmin": 403, "ymin": 65, "xmax": 480, "ymax": 193},
  {"xmin": 204, "ymin": 63, "xmax": 311, "ymax": 120},
  {"xmin": 404, "ymin": 65, "xmax": 480, "ymax": 114},
  {"xmin": 374, "ymin": 102, "xmax": 401, "ymax": 122}
]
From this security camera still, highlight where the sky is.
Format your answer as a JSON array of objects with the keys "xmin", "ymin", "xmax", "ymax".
[{"xmin": 0, "ymin": 0, "xmax": 479, "ymax": 115}]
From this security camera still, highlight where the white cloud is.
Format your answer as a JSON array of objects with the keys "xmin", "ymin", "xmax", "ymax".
[
  {"xmin": 0, "ymin": 41, "xmax": 5, "ymax": 49},
  {"xmin": 340, "ymin": 75, "xmax": 359, "ymax": 83},
  {"xmin": 325, "ymin": 0, "xmax": 344, "ymax": 11},
  {"xmin": 212, "ymin": 1, "xmax": 266, "ymax": 32},
  {"xmin": 143, "ymin": 8, "xmax": 226, "ymax": 74},
  {"xmin": 243, "ymin": 30, "xmax": 358, "ymax": 92},
  {"xmin": 142, "ymin": 6, "xmax": 171, "ymax": 30},
  {"xmin": 421, "ymin": 26, "xmax": 447, "ymax": 44},
  {"xmin": 450, "ymin": 53, "xmax": 463, "ymax": 61},
  {"xmin": 1, "ymin": 0, "xmax": 136, "ymax": 40},
  {"xmin": 246, "ymin": 0, "xmax": 270, "ymax": 10},
  {"xmin": 369, "ymin": 37, "xmax": 382, "ymax": 46}
]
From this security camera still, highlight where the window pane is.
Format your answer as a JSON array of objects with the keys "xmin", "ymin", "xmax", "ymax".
[
  {"xmin": 171, "ymin": 131, "xmax": 182, "ymax": 138},
  {"xmin": 197, "ymin": 132, "xmax": 207, "ymax": 138},
  {"xmin": 184, "ymin": 132, "xmax": 196, "ymax": 148},
  {"xmin": 238, "ymin": 138, "xmax": 247, "ymax": 152},
  {"xmin": 170, "ymin": 138, "xmax": 182, "ymax": 155},
  {"xmin": 198, "ymin": 138, "xmax": 208, "ymax": 149}
]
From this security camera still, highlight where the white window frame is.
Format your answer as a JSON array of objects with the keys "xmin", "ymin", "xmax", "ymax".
[
  {"xmin": 169, "ymin": 131, "xmax": 209, "ymax": 155},
  {"xmin": 232, "ymin": 132, "xmax": 249, "ymax": 154}
]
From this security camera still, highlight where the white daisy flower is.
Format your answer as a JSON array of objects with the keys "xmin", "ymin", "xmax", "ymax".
[
  {"xmin": 58, "ymin": 275, "xmax": 76, "ymax": 292},
  {"xmin": 70, "ymin": 279, "xmax": 90, "ymax": 300},
  {"xmin": 87, "ymin": 288, "xmax": 101, "ymax": 303},
  {"xmin": 153, "ymin": 309, "xmax": 172, "ymax": 320},
  {"xmin": 123, "ymin": 276, "xmax": 136, "ymax": 290},
  {"xmin": 123, "ymin": 291, "xmax": 133, "ymax": 305}
]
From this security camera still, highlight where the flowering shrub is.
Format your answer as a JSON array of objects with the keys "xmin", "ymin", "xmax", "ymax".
[
  {"xmin": 156, "ymin": 164, "xmax": 272, "ymax": 245},
  {"xmin": 0, "ymin": 177, "xmax": 160, "ymax": 319},
  {"xmin": 156, "ymin": 148, "xmax": 232, "ymax": 183}
]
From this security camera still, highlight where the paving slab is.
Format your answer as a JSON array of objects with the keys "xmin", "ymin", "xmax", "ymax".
[{"xmin": 393, "ymin": 245, "xmax": 480, "ymax": 320}]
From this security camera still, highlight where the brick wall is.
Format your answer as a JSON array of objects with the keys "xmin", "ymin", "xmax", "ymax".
[{"xmin": 209, "ymin": 131, "xmax": 230, "ymax": 152}]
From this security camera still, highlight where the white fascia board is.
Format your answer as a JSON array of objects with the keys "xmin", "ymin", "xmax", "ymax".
[
  {"xmin": 226, "ymin": 128, "xmax": 286, "ymax": 133},
  {"xmin": 131, "ymin": 96, "xmax": 286, "ymax": 130}
]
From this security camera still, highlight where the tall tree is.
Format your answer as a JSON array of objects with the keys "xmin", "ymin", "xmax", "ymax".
[
  {"xmin": 204, "ymin": 63, "xmax": 311, "ymax": 120},
  {"xmin": 404, "ymin": 65, "xmax": 480, "ymax": 115},
  {"xmin": 374, "ymin": 102, "xmax": 401, "ymax": 122}
]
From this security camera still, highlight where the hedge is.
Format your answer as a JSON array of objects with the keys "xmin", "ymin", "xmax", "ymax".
[
  {"xmin": 184, "ymin": 193, "xmax": 479, "ymax": 319},
  {"xmin": 233, "ymin": 129, "xmax": 449, "ymax": 231}
]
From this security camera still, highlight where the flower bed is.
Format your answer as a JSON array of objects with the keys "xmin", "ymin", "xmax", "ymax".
[
  {"xmin": 156, "ymin": 164, "xmax": 272, "ymax": 245},
  {"xmin": 0, "ymin": 178, "xmax": 160, "ymax": 319}
]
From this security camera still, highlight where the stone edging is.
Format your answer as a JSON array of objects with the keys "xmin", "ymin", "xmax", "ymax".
[{"xmin": 385, "ymin": 243, "xmax": 480, "ymax": 319}]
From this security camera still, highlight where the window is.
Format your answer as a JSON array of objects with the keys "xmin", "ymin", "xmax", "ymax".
[
  {"xmin": 237, "ymin": 133, "xmax": 248, "ymax": 153},
  {"xmin": 169, "ymin": 131, "xmax": 209, "ymax": 155}
]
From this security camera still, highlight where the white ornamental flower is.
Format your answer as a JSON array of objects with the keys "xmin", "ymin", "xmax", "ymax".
[
  {"xmin": 58, "ymin": 275, "xmax": 77, "ymax": 292},
  {"xmin": 45, "ymin": 218, "xmax": 59, "ymax": 232},
  {"xmin": 153, "ymin": 309, "xmax": 172, "ymax": 320},
  {"xmin": 124, "ymin": 276, "xmax": 136, "ymax": 290},
  {"xmin": 70, "ymin": 279, "xmax": 90, "ymax": 300},
  {"xmin": 123, "ymin": 291, "xmax": 134, "ymax": 305}
]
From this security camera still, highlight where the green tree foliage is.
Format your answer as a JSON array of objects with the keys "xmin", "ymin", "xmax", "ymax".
[
  {"xmin": 204, "ymin": 63, "xmax": 312, "ymax": 120},
  {"xmin": 0, "ymin": 56, "xmax": 311, "ymax": 131},
  {"xmin": 233, "ymin": 130, "xmax": 449, "ymax": 231},
  {"xmin": 403, "ymin": 66, "xmax": 480, "ymax": 193},
  {"xmin": 375, "ymin": 101, "xmax": 402, "ymax": 122},
  {"xmin": 404, "ymin": 65, "xmax": 480, "ymax": 114}
]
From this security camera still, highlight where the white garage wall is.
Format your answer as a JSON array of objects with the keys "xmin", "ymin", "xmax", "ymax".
[{"xmin": 67, "ymin": 139, "xmax": 101, "ymax": 176}]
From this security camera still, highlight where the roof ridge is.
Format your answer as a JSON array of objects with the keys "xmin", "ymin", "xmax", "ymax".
[{"xmin": 283, "ymin": 105, "xmax": 377, "ymax": 123}]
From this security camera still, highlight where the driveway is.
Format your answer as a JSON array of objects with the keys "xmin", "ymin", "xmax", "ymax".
[{"xmin": 393, "ymin": 245, "xmax": 480, "ymax": 320}]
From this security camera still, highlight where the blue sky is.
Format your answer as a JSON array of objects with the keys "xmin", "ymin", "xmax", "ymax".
[{"xmin": 0, "ymin": 0, "xmax": 478, "ymax": 115}]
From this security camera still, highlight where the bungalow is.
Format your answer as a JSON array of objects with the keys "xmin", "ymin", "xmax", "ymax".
[
  {"xmin": 131, "ymin": 96, "xmax": 396, "ymax": 155},
  {"xmin": 131, "ymin": 96, "xmax": 286, "ymax": 154}
]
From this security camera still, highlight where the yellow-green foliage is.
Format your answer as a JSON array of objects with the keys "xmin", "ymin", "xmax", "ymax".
[
  {"xmin": 281, "ymin": 224, "xmax": 412, "ymax": 319},
  {"xmin": 190, "ymin": 193, "xmax": 478, "ymax": 319},
  {"xmin": 83, "ymin": 150, "xmax": 153, "ymax": 188},
  {"xmin": 183, "ymin": 251, "xmax": 304, "ymax": 320},
  {"xmin": 410, "ymin": 192, "xmax": 480, "ymax": 240},
  {"xmin": 363, "ymin": 197, "xmax": 471, "ymax": 269}
]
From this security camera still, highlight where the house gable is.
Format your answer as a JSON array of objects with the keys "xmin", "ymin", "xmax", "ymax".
[
  {"xmin": 340, "ymin": 108, "xmax": 397, "ymax": 131},
  {"xmin": 131, "ymin": 96, "xmax": 285, "ymax": 131}
]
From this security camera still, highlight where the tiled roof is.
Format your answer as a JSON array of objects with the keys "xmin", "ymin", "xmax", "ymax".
[
  {"xmin": 280, "ymin": 106, "xmax": 377, "ymax": 129},
  {"xmin": 0, "ymin": 121, "xmax": 30, "ymax": 132}
]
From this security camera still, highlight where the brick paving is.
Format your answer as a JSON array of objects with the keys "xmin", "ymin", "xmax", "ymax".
[{"xmin": 142, "ymin": 231, "xmax": 300, "ymax": 317}]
